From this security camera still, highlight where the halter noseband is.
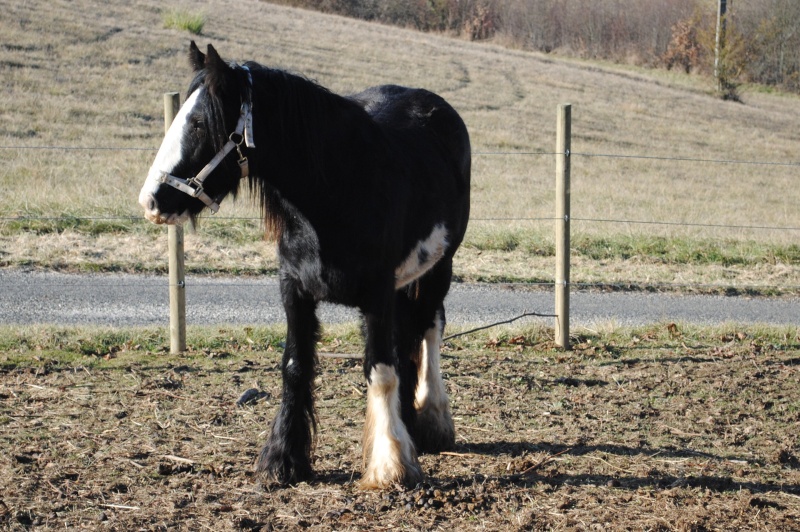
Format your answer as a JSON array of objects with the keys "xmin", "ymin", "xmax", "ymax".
[{"xmin": 155, "ymin": 66, "xmax": 256, "ymax": 214}]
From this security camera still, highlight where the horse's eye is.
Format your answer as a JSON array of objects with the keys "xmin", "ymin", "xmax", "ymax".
[{"xmin": 191, "ymin": 119, "xmax": 205, "ymax": 133}]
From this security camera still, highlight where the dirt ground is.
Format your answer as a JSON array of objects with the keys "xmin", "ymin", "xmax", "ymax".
[{"xmin": 1, "ymin": 325, "xmax": 799, "ymax": 531}]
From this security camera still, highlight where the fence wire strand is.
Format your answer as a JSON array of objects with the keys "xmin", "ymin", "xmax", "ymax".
[
  {"xmin": 4, "ymin": 144, "xmax": 799, "ymax": 168},
  {"xmin": 2, "ymin": 214, "xmax": 796, "ymax": 232},
  {"xmin": 0, "ymin": 145, "xmax": 156, "ymax": 152},
  {"xmin": 572, "ymin": 217, "xmax": 800, "ymax": 232},
  {"xmin": 571, "ymin": 151, "xmax": 800, "ymax": 167}
]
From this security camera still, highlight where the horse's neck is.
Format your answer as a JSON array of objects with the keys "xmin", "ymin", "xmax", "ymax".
[{"xmin": 254, "ymin": 74, "xmax": 353, "ymax": 200}]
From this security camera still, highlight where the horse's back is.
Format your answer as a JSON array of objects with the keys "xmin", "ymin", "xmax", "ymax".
[
  {"xmin": 351, "ymin": 85, "xmax": 459, "ymax": 128},
  {"xmin": 349, "ymin": 85, "xmax": 470, "ymax": 183}
]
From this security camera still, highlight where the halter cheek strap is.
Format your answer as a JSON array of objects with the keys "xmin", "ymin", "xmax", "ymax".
[{"xmin": 154, "ymin": 66, "xmax": 256, "ymax": 214}]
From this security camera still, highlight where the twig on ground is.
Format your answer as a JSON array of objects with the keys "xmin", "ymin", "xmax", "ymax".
[
  {"xmin": 159, "ymin": 454, "xmax": 194, "ymax": 465},
  {"xmin": 100, "ymin": 503, "xmax": 140, "ymax": 511},
  {"xmin": 519, "ymin": 447, "xmax": 573, "ymax": 477}
]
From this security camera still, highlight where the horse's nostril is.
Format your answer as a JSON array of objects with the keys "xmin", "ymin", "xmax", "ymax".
[{"xmin": 147, "ymin": 197, "xmax": 157, "ymax": 212}]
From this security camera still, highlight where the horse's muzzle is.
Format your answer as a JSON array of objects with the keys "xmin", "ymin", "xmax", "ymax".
[{"xmin": 139, "ymin": 191, "xmax": 187, "ymax": 225}]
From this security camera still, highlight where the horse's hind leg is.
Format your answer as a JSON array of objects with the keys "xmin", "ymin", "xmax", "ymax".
[
  {"xmin": 393, "ymin": 288, "xmax": 422, "ymax": 445},
  {"xmin": 359, "ymin": 284, "xmax": 423, "ymax": 490},
  {"xmin": 255, "ymin": 284, "xmax": 318, "ymax": 485},
  {"xmin": 411, "ymin": 259, "xmax": 456, "ymax": 453}
]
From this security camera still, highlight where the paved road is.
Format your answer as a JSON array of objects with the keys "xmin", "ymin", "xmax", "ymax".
[{"xmin": 1, "ymin": 270, "xmax": 797, "ymax": 328}]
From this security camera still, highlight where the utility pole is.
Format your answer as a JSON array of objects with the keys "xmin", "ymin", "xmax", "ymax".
[{"xmin": 714, "ymin": 0, "xmax": 728, "ymax": 92}]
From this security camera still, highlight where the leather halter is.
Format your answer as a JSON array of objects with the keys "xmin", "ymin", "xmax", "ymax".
[{"xmin": 155, "ymin": 67, "xmax": 256, "ymax": 214}]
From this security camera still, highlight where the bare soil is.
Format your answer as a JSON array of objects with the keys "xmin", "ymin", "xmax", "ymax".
[{"xmin": 1, "ymin": 326, "xmax": 799, "ymax": 530}]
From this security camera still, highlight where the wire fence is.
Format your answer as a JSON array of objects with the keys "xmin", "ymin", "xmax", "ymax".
[
  {"xmin": 2, "ymin": 145, "xmax": 798, "ymax": 232},
  {"xmin": 2, "ymin": 143, "xmax": 799, "ymax": 301},
  {"xmin": 7, "ymin": 214, "xmax": 798, "ymax": 232},
  {"xmin": 5, "ymin": 142, "xmax": 800, "ymax": 164}
]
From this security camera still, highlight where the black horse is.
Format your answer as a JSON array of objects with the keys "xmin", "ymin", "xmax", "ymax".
[{"xmin": 139, "ymin": 43, "xmax": 471, "ymax": 489}]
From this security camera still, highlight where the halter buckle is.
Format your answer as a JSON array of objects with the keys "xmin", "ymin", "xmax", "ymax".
[
  {"xmin": 229, "ymin": 131, "xmax": 244, "ymax": 146},
  {"xmin": 238, "ymin": 156, "xmax": 249, "ymax": 178}
]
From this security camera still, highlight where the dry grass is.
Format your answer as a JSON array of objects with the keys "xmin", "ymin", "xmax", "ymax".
[
  {"xmin": 3, "ymin": 230, "xmax": 799, "ymax": 294},
  {"xmin": 1, "ymin": 323, "xmax": 799, "ymax": 530},
  {"xmin": 1, "ymin": 0, "xmax": 799, "ymax": 287}
]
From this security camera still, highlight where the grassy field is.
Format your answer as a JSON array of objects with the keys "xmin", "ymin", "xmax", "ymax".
[
  {"xmin": 1, "ymin": 0, "xmax": 799, "ymax": 292},
  {"xmin": 1, "ymin": 323, "xmax": 799, "ymax": 530}
]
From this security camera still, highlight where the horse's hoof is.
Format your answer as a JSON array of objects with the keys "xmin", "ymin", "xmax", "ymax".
[
  {"xmin": 254, "ymin": 447, "xmax": 313, "ymax": 486},
  {"xmin": 359, "ymin": 459, "xmax": 423, "ymax": 490},
  {"xmin": 414, "ymin": 403, "xmax": 455, "ymax": 453}
]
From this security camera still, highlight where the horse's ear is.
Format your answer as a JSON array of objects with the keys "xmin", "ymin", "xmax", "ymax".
[
  {"xmin": 205, "ymin": 44, "xmax": 225, "ymax": 70},
  {"xmin": 189, "ymin": 41, "xmax": 205, "ymax": 72},
  {"xmin": 203, "ymin": 44, "xmax": 234, "ymax": 96}
]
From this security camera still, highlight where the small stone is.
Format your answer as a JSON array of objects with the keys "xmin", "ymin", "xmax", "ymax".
[{"xmin": 236, "ymin": 388, "xmax": 269, "ymax": 407}]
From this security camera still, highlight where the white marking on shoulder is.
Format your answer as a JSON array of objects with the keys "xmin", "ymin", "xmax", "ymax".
[
  {"xmin": 395, "ymin": 224, "xmax": 449, "ymax": 289},
  {"xmin": 139, "ymin": 88, "xmax": 202, "ymax": 201}
]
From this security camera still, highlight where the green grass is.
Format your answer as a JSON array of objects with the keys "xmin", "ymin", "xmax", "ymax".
[
  {"xmin": 465, "ymin": 228, "xmax": 800, "ymax": 267},
  {"xmin": 0, "ymin": 325, "xmax": 247, "ymax": 370},
  {"xmin": 0, "ymin": 215, "xmax": 152, "ymax": 237},
  {"xmin": 7, "ymin": 213, "xmax": 798, "ymax": 270},
  {"xmin": 0, "ymin": 323, "xmax": 373, "ymax": 365},
  {"xmin": 2, "ymin": 322, "xmax": 797, "ymax": 364},
  {"xmin": 162, "ymin": 9, "xmax": 206, "ymax": 35},
  {"xmin": 572, "ymin": 234, "xmax": 800, "ymax": 266},
  {"xmin": 0, "ymin": 214, "xmax": 263, "ymax": 242}
]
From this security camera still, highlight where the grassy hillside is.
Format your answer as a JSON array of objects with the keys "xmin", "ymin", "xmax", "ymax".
[{"xmin": 1, "ymin": 0, "xmax": 799, "ymax": 292}]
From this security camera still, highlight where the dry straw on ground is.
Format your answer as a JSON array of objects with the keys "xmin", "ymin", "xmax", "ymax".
[{"xmin": 1, "ymin": 324, "xmax": 799, "ymax": 530}]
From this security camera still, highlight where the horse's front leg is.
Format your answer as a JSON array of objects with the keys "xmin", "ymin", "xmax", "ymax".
[
  {"xmin": 360, "ymin": 299, "xmax": 423, "ymax": 490},
  {"xmin": 255, "ymin": 286, "xmax": 318, "ymax": 485}
]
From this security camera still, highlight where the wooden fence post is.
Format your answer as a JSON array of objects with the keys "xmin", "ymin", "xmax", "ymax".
[
  {"xmin": 164, "ymin": 92, "xmax": 186, "ymax": 354},
  {"xmin": 555, "ymin": 104, "xmax": 571, "ymax": 350}
]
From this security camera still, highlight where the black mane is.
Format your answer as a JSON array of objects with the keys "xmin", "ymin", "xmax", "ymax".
[{"xmin": 193, "ymin": 60, "xmax": 380, "ymax": 237}]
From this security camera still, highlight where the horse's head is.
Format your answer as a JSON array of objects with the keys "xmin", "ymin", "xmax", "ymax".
[{"xmin": 139, "ymin": 42, "xmax": 254, "ymax": 224}]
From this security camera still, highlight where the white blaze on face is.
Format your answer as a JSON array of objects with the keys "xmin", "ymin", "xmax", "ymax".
[
  {"xmin": 138, "ymin": 88, "xmax": 203, "ymax": 216},
  {"xmin": 395, "ymin": 224, "xmax": 449, "ymax": 289}
]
